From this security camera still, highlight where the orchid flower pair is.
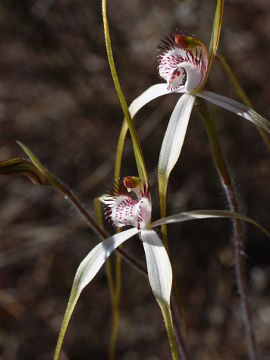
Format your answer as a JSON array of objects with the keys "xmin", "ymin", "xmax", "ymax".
[{"xmin": 54, "ymin": 34, "xmax": 270, "ymax": 360}]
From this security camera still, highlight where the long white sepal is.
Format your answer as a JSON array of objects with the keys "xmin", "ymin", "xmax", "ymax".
[
  {"xmin": 140, "ymin": 230, "xmax": 172, "ymax": 307},
  {"xmin": 54, "ymin": 227, "xmax": 139, "ymax": 360},
  {"xmin": 71, "ymin": 227, "xmax": 139, "ymax": 292},
  {"xmin": 198, "ymin": 90, "xmax": 270, "ymax": 133},
  {"xmin": 158, "ymin": 93, "xmax": 195, "ymax": 180},
  {"xmin": 152, "ymin": 209, "xmax": 236, "ymax": 227},
  {"xmin": 151, "ymin": 210, "xmax": 270, "ymax": 239},
  {"xmin": 129, "ymin": 83, "xmax": 183, "ymax": 118}
]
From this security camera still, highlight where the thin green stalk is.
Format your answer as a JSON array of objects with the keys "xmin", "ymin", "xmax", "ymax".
[
  {"xmin": 94, "ymin": 198, "xmax": 115, "ymax": 299},
  {"xmin": 160, "ymin": 303, "xmax": 180, "ymax": 360},
  {"xmin": 198, "ymin": 0, "xmax": 224, "ymax": 91},
  {"xmin": 94, "ymin": 198, "xmax": 120, "ymax": 360},
  {"xmin": 107, "ymin": 120, "xmax": 129, "ymax": 360},
  {"xmin": 198, "ymin": 98, "xmax": 257, "ymax": 360},
  {"xmin": 108, "ymin": 254, "xmax": 121, "ymax": 360},
  {"xmin": 115, "ymin": 121, "xmax": 128, "ymax": 184},
  {"xmin": 102, "ymin": 0, "xmax": 148, "ymax": 186},
  {"xmin": 216, "ymin": 54, "xmax": 270, "ymax": 150},
  {"xmin": 158, "ymin": 178, "xmax": 169, "ymax": 252}
]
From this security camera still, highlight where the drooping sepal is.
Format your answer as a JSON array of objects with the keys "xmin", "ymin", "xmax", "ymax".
[
  {"xmin": 140, "ymin": 229, "xmax": 172, "ymax": 306},
  {"xmin": 54, "ymin": 227, "xmax": 139, "ymax": 360}
]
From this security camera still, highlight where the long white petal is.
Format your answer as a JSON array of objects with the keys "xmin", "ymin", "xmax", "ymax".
[
  {"xmin": 152, "ymin": 209, "xmax": 236, "ymax": 227},
  {"xmin": 198, "ymin": 90, "xmax": 270, "ymax": 133},
  {"xmin": 158, "ymin": 93, "xmax": 195, "ymax": 180},
  {"xmin": 54, "ymin": 227, "xmax": 139, "ymax": 360},
  {"xmin": 151, "ymin": 210, "xmax": 270, "ymax": 239},
  {"xmin": 73, "ymin": 227, "xmax": 139, "ymax": 292},
  {"xmin": 129, "ymin": 83, "xmax": 182, "ymax": 118},
  {"xmin": 140, "ymin": 230, "xmax": 172, "ymax": 307}
]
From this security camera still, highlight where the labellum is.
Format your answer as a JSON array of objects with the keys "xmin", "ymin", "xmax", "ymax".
[
  {"xmin": 158, "ymin": 34, "xmax": 209, "ymax": 92},
  {"xmin": 102, "ymin": 177, "xmax": 152, "ymax": 230}
]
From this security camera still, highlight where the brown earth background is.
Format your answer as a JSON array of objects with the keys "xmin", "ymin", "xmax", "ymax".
[{"xmin": 0, "ymin": 0, "xmax": 270, "ymax": 359}]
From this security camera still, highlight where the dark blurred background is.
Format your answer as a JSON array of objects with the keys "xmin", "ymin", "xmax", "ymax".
[{"xmin": 0, "ymin": 0, "xmax": 269, "ymax": 359}]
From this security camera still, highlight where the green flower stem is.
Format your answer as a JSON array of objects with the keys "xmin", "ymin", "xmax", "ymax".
[
  {"xmin": 94, "ymin": 198, "xmax": 115, "ymax": 298},
  {"xmin": 198, "ymin": 0, "xmax": 224, "ymax": 91},
  {"xmin": 94, "ymin": 199, "xmax": 119, "ymax": 360},
  {"xmin": 159, "ymin": 180, "xmax": 169, "ymax": 251},
  {"xmin": 102, "ymin": 0, "xmax": 148, "ymax": 186},
  {"xmin": 107, "ymin": 119, "xmax": 129, "ymax": 360},
  {"xmin": 215, "ymin": 55, "xmax": 252, "ymax": 107},
  {"xmin": 160, "ymin": 303, "xmax": 180, "ymax": 360},
  {"xmin": 108, "ymin": 254, "xmax": 121, "ymax": 360},
  {"xmin": 159, "ymin": 184, "xmax": 190, "ymax": 355},
  {"xmin": 216, "ymin": 54, "xmax": 270, "ymax": 151},
  {"xmin": 198, "ymin": 98, "xmax": 257, "ymax": 360},
  {"xmin": 115, "ymin": 121, "xmax": 128, "ymax": 185}
]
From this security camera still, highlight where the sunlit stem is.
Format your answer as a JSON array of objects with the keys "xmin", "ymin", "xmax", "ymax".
[
  {"xmin": 115, "ymin": 121, "xmax": 129, "ymax": 183},
  {"xmin": 94, "ymin": 199, "xmax": 115, "ymax": 297},
  {"xmin": 102, "ymin": 0, "xmax": 148, "ymax": 186},
  {"xmin": 108, "ymin": 255, "xmax": 121, "ymax": 360},
  {"xmin": 158, "ymin": 177, "xmax": 169, "ymax": 252},
  {"xmin": 197, "ymin": 98, "xmax": 257, "ymax": 360},
  {"xmin": 107, "ymin": 120, "xmax": 130, "ymax": 360},
  {"xmin": 216, "ymin": 54, "xmax": 270, "ymax": 151},
  {"xmin": 54, "ymin": 289, "xmax": 79, "ymax": 360},
  {"xmin": 197, "ymin": 0, "xmax": 224, "ymax": 91},
  {"xmin": 158, "ymin": 177, "xmax": 190, "ymax": 359},
  {"xmin": 159, "ymin": 302, "xmax": 180, "ymax": 360},
  {"xmin": 94, "ymin": 199, "xmax": 119, "ymax": 360}
]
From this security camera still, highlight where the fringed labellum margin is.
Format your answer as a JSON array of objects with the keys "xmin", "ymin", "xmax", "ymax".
[
  {"xmin": 102, "ymin": 177, "xmax": 152, "ymax": 230},
  {"xmin": 158, "ymin": 34, "xmax": 209, "ymax": 92}
]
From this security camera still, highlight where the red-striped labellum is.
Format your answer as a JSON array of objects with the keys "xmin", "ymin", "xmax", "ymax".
[
  {"xmin": 102, "ymin": 177, "xmax": 151, "ymax": 230},
  {"xmin": 158, "ymin": 34, "xmax": 209, "ymax": 92}
]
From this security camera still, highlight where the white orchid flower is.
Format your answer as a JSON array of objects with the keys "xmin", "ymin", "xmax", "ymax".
[
  {"xmin": 128, "ymin": 34, "xmax": 270, "ymax": 188},
  {"xmin": 53, "ymin": 174, "xmax": 270, "ymax": 360},
  {"xmin": 54, "ymin": 176, "xmax": 177, "ymax": 360},
  {"xmin": 96, "ymin": 176, "xmax": 175, "ymax": 310}
]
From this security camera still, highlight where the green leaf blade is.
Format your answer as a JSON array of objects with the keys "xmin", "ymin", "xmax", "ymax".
[{"xmin": 0, "ymin": 157, "xmax": 48, "ymax": 185}]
